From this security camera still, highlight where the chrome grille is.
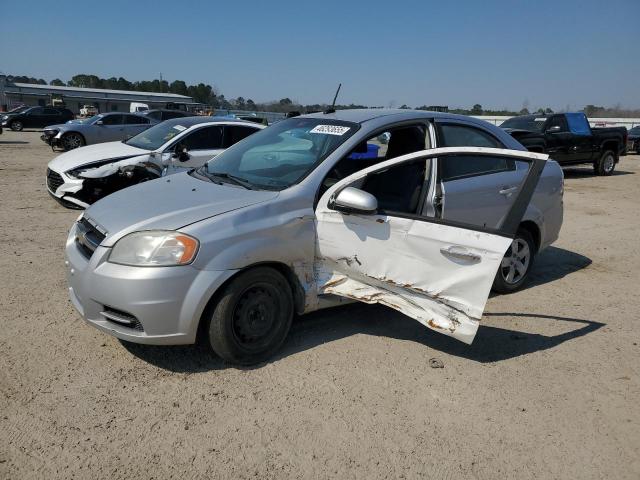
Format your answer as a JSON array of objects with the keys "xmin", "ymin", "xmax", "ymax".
[{"xmin": 75, "ymin": 217, "xmax": 106, "ymax": 259}]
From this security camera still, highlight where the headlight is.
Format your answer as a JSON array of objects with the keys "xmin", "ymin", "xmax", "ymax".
[
  {"xmin": 1, "ymin": 115, "xmax": 7, "ymax": 120},
  {"xmin": 109, "ymin": 231, "xmax": 199, "ymax": 266}
]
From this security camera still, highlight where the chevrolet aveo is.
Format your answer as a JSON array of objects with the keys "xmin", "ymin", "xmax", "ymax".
[{"xmin": 65, "ymin": 109, "xmax": 563, "ymax": 364}]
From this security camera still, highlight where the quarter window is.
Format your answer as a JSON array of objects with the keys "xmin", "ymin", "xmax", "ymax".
[{"xmin": 439, "ymin": 124, "xmax": 502, "ymax": 148}]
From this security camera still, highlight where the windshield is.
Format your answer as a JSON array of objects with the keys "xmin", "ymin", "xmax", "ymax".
[
  {"xmin": 126, "ymin": 121, "xmax": 190, "ymax": 150},
  {"xmin": 501, "ymin": 116, "xmax": 547, "ymax": 132},
  {"xmin": 200, "ymin": 118, "xmax": 358, "ymax": 190}
]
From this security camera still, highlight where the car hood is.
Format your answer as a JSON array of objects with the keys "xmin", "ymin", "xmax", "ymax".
[
  {"xmin": 84, "ymin": 172, "xmax": 279, "ymax": 247},
  {"xmin": 48, "ymin": 141, "xmax": 149, "ymax": 173}
]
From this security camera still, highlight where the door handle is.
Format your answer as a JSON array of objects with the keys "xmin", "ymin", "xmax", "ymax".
[
  {"xmin": 499, "ymin": 186, "xmax": 518, "ymax": 195},
  {"xmin": 440, "ymin": 246, "xmax": 481, "ymax": 262}
]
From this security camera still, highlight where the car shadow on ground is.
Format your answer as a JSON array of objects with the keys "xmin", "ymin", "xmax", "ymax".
[
  {"xmin": 121, "ymin": 304, "xmax": 604, "ymax": 372},
  {"xmin": 496, "ymin": 246, "xmax": 592, "ymax": 294},
  {"xmin": 563, "ymin": 167, "xmax": 634, "ymax": 177},
  {"xmin": 122, "ymin": 245, "xmax": 599, "ymax": 372},
  {"xmin": 0, "ymin": 141, "xmax": 29, "ymax": 144}
]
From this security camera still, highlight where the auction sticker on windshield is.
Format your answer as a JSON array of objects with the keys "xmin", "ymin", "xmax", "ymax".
[
  {"xmin": 173, "ymin": 125, "xmax": 187, "ymax": 132},
  {"xmin": 310, "ymin": 125, "xmax": 351, "ymax": 136}
]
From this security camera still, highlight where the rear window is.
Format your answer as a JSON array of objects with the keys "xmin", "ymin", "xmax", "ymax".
[{"xmin": 565, "ymin": 113, "xmax": 591, "ymax": 136}]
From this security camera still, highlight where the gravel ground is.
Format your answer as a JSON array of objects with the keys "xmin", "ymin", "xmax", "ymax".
[{"xmin": 1, "ymin": 130, "xmax": 638, "ymax": 479}]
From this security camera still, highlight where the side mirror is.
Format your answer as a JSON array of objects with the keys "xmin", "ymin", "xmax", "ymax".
[
  {"xmin": 330, "ymin": 187, "xmax": 378, "ymax": 214},
  {"xmin": 96, "ymin": 120, "xmax": 104, "ymax": 125},
  {"xmin": 546, "ymin": 125, "xmax": 561, "ymax": 133},
  {"xmin": 172, "ymin": 144, "xmax": 190, "ymax": 162}
]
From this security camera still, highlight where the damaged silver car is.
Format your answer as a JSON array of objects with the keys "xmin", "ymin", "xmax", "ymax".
[
  {"xmin": 47, "ymin": 117, "xmax": 263, "ymax": 208},
  {"xmin": 64, "ymin": 110, "xmax": 563, "ymax": 364}
]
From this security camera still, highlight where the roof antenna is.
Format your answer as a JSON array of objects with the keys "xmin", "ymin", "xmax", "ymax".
[{"xmin": 324, "ymin": 83, "xmax": 341, "ymax": 114}]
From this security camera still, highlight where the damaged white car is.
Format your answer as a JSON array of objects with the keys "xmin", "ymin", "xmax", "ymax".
[
  {"xmin": 47, "ymin": 117, "xmax": 263, "ymax": 208},
  {"xmin": 64, "ymin": 110, "xmax": 563, "ymax": 364}
]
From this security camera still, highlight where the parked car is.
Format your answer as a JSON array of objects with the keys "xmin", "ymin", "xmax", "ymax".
[
  {"xmin": 80, "ymin": 105, "xmax": 99, "ymax": 117},
  {"xmin": 627, "ymin": 126, "xmax": 640, "ymax": 153},
  {"xmin": 501, "ymin": 113, "xmax": 627, "ymax": 175},
  {"xmin": 47, "ymin": 117, "xmax": 263, "ymax": 208},
  {"xmin": 41, "ymin": 112, "xmax": 156, "ymax": 151},
  {"xmin": 1, "ymin": 106, "xmax": 74, "ymax": 131},
  {"xmin": 140, "ymin": 109, "xmax": 192, "ymax": 122},
  {"xmin": 63, "ymin": 109, "xmax": 563, "ymax": 364}
]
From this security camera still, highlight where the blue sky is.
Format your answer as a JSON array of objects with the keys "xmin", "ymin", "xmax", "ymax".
[{"xmin": 1, "ymin": 0, "xmax": 638, "ymax": 110}]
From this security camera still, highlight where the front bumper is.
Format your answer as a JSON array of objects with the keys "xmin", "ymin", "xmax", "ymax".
[
  {"xmin": 46, "ymin": 167, "xmax": 89, "ymax": 208},
  {"xmin": 65, "ymin": 223, "xmax": 236, "ymax": 345},
  {"xmin": 41, "ymin": 131, "xmax": 63, "ymax": 147}
]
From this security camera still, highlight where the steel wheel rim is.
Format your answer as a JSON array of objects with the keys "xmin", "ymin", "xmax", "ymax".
[
  {"xmin": 231, "ymin": 283, "xmax": 281, "ymax": 351},
  {"xmin": 501, "ymin": 238, "xmax": 530, "ymax": 285},
  {"xmin": 64, "ymin": 134, "xmax": 82, "ymax": 149},
  {"xmin": 603, "ymin": 154, "xmax": 614, "ymax": 173}
]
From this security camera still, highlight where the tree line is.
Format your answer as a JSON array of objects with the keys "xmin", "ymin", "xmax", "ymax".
[{"xmin": 4, "ymin": 74, "xmax": 639, "ymax": 117}]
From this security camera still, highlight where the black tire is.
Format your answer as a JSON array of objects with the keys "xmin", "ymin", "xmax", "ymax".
[
  {"xmin": 594, "ymin": 150, "xmax": 616, "ymax": 176},
  {"xmin": 62, "ymin": 132, "xmax": 85, "ymax": 150},
  {"xmin": 205, "ymin": 267, "xmax": 293, "ymax": 365},
  {"xmin": 10, "ymin": 120, "xmax": 23, "ymax": 131},
  {"xmin": 492, "ymin": 228, "xmax": 536, "ymax": 294}
]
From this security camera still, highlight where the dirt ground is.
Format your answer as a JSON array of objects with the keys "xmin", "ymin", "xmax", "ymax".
[{"xmin": 1, "ymin": 130, "xmax": 638, "ymax": 479}]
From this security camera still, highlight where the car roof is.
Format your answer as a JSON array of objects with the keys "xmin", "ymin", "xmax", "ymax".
[
  {"xmin": 302, "ymin": 108, "xmax": 496, "ymax": 124},
  {"xmin": 159, "ymin": 116, "xmax": 263, "ymax": 128}
]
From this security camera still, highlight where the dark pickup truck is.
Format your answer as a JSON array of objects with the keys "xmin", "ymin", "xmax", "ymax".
[{"xmin": 501, "ymin": 113, "xmax": 627, "ymax": 175}]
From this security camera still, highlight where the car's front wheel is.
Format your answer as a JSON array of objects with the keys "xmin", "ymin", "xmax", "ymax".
[
  {"xmin": 10, "ymin": 120, "xmax": 23, "ymax": 131},
  {"xmin": 492, "ymin": 228, "xmax": 536, "ymax": 293},
  {"xmin": 205, "ymin": 267, "xmax": 293, "ymax": 365},
  {"xmin": 62, "ymin": 132, "xmax": 85, "ymax": 150}
]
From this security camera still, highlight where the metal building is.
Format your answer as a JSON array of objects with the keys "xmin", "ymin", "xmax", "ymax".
[{"xmin": 0, "ymin": 77, "xmax": 199, "ymax": 114}]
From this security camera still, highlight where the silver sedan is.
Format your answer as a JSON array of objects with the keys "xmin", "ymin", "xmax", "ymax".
[{"xmin": 41, "ymin": 112, "xmax": 157, "ymax": 150}]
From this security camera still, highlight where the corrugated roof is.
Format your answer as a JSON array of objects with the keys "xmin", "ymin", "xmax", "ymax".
[{"xmin": 9, "ymin": 82, "xmax": 192, "ymax": 99}]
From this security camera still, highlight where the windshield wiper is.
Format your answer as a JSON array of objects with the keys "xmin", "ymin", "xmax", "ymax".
[{"xmin": 207, "ymin": 171, "xmax": 254, "ymax": 190}]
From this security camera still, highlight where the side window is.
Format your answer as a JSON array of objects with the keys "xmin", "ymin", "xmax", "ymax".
[
  {"xmin": 359, "ymin": 159, "xmax": 430, "ymax": 214},
  {"xmin": 546, "ymin": 116, "xmax": 567, "ymax": 132},
  {"xmin": 439, "ymin": 124, "xmax": 503, "ymax": 148},
  {"xmin": 440, "ymin": 155, "xmax": 515, "ymax": 182},
  {"xmin": 124, "ymin": 115, "xmax": 148, "ymax": 124},
  {"xmin": 101, "ymin": 115, "xmax": 122, "ymax": 126},
  {"xmin": 224, "ymin": 126, "xmax": 259, "ymax": 147},
  {"xmin": 181, "ymin": 126, "xmax": 223, "ymax": 150},
  {"xmin": 28, "ymin": 107, "xmax": 44, "ymax": 115},
  {"xmin": 43, "ymin": 108, "xmax": 59, "ymax": 115},
  {"xmin": 565, "ymin": 113, "xmax": 590, "ymax": 135}
]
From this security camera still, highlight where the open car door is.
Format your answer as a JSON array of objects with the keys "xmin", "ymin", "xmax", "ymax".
[{"xmin": 314, "ymin": 147, "xmax": 548, "ymax": 344}]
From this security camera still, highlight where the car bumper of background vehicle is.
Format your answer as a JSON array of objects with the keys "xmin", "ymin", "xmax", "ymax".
[
  {"xmin": 64, "ymin": 223, "xmax": 236, "ymax": 345},
  {"xmin": 46, "ymin": 168, "xmax": 89, "ymax": 208}
]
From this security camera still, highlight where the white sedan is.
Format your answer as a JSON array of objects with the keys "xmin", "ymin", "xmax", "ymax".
[{"xmin": 46, "ymin": 117, "xmax": 263, "ymax": 208}]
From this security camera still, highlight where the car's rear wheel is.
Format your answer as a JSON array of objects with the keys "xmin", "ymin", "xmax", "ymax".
[
  {"xmin": 594, "ymin": 150, "xmax": 616, "ymax": 176},
  {"xmin": 10, "ymin": 120, "xmax": 23, "ymax": 131},
  {"xmin": 62, "ymin": 132, "xmax": 85, "ymax": 150},
  {"xmin": 206, "ymin": 267, "xmax": 293, "ymax": 365},
  {"xmin": 492, "ymin": 228, "xmax": 536, "ymax": 293}
]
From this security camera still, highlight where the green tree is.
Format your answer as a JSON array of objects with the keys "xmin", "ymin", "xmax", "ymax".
[
  {"xmin": 471, "ymin": 104, "xmax": 483, "ymax": 115},
  {"xmin": 49, "ymin": 79, "xmax": 65, "ymax": 86}
]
